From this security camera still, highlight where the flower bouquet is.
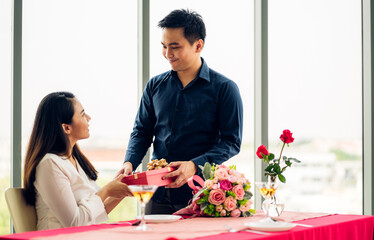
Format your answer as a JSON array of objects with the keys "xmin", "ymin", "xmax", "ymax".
[{"xmin": 176, "ymin": 163, "xmax": 255, "ymax": 217}]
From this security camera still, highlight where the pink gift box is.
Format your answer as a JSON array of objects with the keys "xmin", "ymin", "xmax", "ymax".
[{"xmin": 121, "ymin": 167, "xmax": 176, "ymax": 186}]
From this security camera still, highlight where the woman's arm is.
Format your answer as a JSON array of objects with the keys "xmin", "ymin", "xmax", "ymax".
[
  {"xmin": 35, "ymin": 158, "xmax": 108, "ymax": 227},
  {"xmin": 96, "ymin": 174, "xmax": 133, "ymax": 214}
]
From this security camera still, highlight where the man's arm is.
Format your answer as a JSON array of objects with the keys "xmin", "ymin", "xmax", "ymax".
[{"xmin": 118, "ymin": 81, "xmax": 156, "ymax": 175}]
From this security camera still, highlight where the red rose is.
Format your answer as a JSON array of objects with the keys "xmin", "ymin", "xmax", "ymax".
[
  {"xmin": 280, "ymin": 129, "xmax": 294, "ymax": 144},
  {"xmin": 256, "ymin": 145, "xmax": 269, "ymax": 159}
]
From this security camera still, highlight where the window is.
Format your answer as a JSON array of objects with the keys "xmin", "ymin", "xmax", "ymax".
[
  {"xmin": 268, "ymin": 0, "xmax": 362, "ymax": 213},
  {"xmin": 0, "ymin": 0, "xmax": 12, "ymax": 234},
  {"xmin": 22, "ymin": 0, "xmax": 138, "ymax": 221},
  {"xmin": 150, "ymin": 0, "xmax": 255, "ymax": 184}
]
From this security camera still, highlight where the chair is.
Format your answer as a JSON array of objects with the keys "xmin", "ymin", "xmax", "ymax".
[{"xmin": 5, "ymin": 188, "xmax": 37, "ymax": 233}]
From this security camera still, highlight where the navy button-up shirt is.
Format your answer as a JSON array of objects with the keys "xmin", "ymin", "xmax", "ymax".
[{"xmin": 125, "ymin": 58, "xmax": 243, "ymax": 205}]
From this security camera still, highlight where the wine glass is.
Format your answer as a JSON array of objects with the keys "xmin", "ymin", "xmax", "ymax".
[
  {"xmin": 255, "ymin": 181, "xmax": 279, "ymax": 222},
  {"xmin": 128, "ymin": 185, "xmax": 158, "ymax": 231}
]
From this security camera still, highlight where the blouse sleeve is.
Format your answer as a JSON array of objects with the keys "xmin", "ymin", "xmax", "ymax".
[{"xmin": 34, "ymin": 157, "xmax": 108, "ymax": 227}]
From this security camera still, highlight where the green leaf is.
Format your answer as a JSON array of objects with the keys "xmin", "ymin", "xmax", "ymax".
[
  {"xmin": 278, "ymin": 173, "xmax": 286, "ymax": 183},
  {"xmin": 244, "ymin": 191, "xmax": 253, "ymax": 200},
  {"xmin": 283, "ymin": 156, "xmax": 287, "ymax": 161},
  {"xmin": 193, "ymin": 187, "xmax": 207, "ymax": 202},
  {"xmin": 285, "ymin": 159, "xmax": 292, "ymax": 167},
  {"xmin": 289, "ymin": 157, "xmax": 301, "ymax": 163},
  {"xmin": 238, "ymin": 199, "xmax": 248, "ymax": 205},
  {"xmin": 274, "ymin": 164, "xmax": 281, "ymax": 173},
  {"xmin": 269, "ymin": 153, "xmax": 275, "ymax": 160},
  {"xmin": 227, "ymin": 191, "xmax": 236, "ymax": 197},
  {"xmin": 202, "ymin": 162, "xmax": 212, "ymax": 180},
  {"xmin": 265, "ymin": 164, "xmax": 274, "ymax": 172},
  {"xmin": 200, "ymin": 201, "xmax": 209, "ymax": 210},
  {"xmin": 242, "ymin": 211, "xmax": 251, "ymax": 217}
]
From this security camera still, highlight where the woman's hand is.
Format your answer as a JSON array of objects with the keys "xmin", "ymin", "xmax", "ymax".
[
  {"xmin": 106, "ymin": 174, "xmax": 133, "ymax": 198},
  {"xmin": 97, "ymin": 174, "xmax": 133, "ymax": 201}
]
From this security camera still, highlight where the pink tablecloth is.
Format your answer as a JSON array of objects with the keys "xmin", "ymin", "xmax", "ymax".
[{"xmin": 0, "ymin": 212, "xmax": 373, "ymax": 240}]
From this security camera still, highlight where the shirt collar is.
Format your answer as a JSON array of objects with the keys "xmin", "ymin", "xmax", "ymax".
[{"xmin": 169, "ymin": 57, "xmax": 210, "ymax": 83}]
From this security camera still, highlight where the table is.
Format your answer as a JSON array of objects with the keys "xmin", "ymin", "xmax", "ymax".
[{"xmin": 0, "ymin": 212, "xmax": 373, "ymax": 240}]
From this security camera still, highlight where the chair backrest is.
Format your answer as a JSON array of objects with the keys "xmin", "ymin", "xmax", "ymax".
[{"xmin": 5, "ymin": 188, "xmax": 37, "ymax": 233}]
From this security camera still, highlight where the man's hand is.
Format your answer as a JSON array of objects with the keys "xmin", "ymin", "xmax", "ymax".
[
  {"xmin": 115, "ymin": 162, "xmax": 133, "ymax": 178},
  {"xmin": 163, "ymin": 161, "xmax": 197, "ymax": 188}
]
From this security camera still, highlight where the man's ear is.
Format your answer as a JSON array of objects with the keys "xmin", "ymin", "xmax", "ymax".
[
  {"xmin": 61, "ymin": 123, "xmax": 71, "ymax": 135},
  {"xmin": 195, "ymin": 39, "xmax": 204, "ymax": 53}
]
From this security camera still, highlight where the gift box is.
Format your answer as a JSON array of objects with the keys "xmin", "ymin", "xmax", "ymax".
[{"xmin": 121, "ymin": 167, "xmax": 176, "ymax": 186}]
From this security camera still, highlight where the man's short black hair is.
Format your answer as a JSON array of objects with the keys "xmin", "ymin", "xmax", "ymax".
[{"xmin": 158, "ymin": 9, "xmax": 206, "ymax": 45}]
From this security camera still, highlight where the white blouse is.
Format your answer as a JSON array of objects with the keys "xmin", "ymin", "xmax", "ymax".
[{"xmin": 34, "ymin": 153, "xmax": 108, "ymax": 230}]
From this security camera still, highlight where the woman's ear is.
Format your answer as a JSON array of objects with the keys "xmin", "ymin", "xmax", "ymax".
[
  {"xmin": 61, "ymin": 123, "xmax": 71, "ymax": 135},
  {"xmin": 195, "ymin": 39, "xmax": 204, "ymax": 53}
]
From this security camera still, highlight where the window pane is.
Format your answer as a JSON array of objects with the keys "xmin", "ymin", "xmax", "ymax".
[
  {"xmin": 23, "ymin": 0, "xmax": 138, "ymax": 221},
  {"xmin": 268, "ymin": 0, "xmax": 362, "ymax": 213},
  {"xmin": 150, "ymin": 1, "xmax": 254, "ymax": 184},
  {"xmin": 0, "ymin": 0, "xmax": 12, "ymax": 235}
]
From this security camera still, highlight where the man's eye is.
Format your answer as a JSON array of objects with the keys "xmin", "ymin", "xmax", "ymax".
[{"xmin": 172, "ymin": 47, "xmax": 179, "ymax": 50}]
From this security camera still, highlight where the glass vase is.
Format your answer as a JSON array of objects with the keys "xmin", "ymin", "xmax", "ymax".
[{"xmin": 261, "ymin": 176, "xmax": 285, "ymax": 217}]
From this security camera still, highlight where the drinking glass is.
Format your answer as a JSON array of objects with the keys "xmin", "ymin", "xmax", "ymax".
[
  {"xmin": 128, "ymin": 185, "xmax": 158, "ymax": 231},
  {"xmin": 255, "ymin": 181, "xmax": 279, "ymax": 222}
]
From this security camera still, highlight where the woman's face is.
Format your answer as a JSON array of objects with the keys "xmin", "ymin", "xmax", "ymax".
[{"xmin": 68, "ymin": 99, "xmax": 91, "ymax": 142}]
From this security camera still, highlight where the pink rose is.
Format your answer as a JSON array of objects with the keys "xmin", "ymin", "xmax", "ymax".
[
  {"xmin": 230, "ymin": 209, "xmax": 241, "ymax": 217},
  {"xmin": 239, "ymin": 200, "xmax": 253, "ymax": 212},
  {"xmin": 280, "ymin": 129, "xmax": 294, "ymax": 144},
  {"xmin": 204, "ymin": 179, "xmax": 214, "ymax": 189},
  {"xmin": 216, "ymin": 205, "xmax": 223, "ymax": 212},
  {"xmin": 220, "ymin": 179, "xmax": 232, "ymax": 191},
  {"xmin": 256, "ymin": 145, "xmax": 269, "ymax": 159},
  {"xmin": 232, "ymin": 185, "xmax": 245, "ymax": 200},
  {"xmin": 212, "ymin": 183, "xmax": 220, "ymax": 190},
  {"xmin": 213, "ymin": 177, "xmax": 219, "ymax": 183},
  {"xmin": 228, "ymin": 169, "xmax": 237, "ymax": 176},
  {"xmin": 228, "ymin": 175, "xmax": 238, "ymax": 183},
  {"xmin": 220, "ymin": 210, "xmax": 227, "ymax": 216},
  {"xmin": 218, "ymin": 165, "xmax": 229, "ymax": 171},
  {"xmin": 208, "ymin": 189, "xmax": 226, "ymax": 205},
  {"xmin": 224, "ymin": 196, "xmax": 237, "ymax": 211},
  {"xmin": 215, "ymin": 168, "xmax": 229, "ymax": 180}
]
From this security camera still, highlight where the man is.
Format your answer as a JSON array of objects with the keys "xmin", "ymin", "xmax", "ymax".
[{"xmin": 118, "ymin": 9, "xmax": 243, "ymax": 214}]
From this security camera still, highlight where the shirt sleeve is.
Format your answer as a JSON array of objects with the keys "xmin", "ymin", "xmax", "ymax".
[
  {"xmin": 191, "ymin": 80, "xmax": 243, "ymax": 169},
  {"xmin": 34, "ymin": 158, "xmax": 108, "ymax": 227},
  {"xmin": 124, "ymin": 81, "xmax": 156, "ymax": 169}
]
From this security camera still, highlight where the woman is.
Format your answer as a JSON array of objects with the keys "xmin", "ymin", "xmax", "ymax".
[{"xmin": 23, "ymin": 91, "xmax": 132, "ymax": 230}]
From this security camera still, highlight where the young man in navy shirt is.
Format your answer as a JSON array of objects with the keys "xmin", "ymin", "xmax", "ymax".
[{"xmin": 118, "ymin": 9, "xmax": 243, "ymax": 214}]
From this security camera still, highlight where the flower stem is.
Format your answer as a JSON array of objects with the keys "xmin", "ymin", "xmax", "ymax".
[{"xmin": 278, "ymin": 142, "xmax": 286, "ymax": 162}]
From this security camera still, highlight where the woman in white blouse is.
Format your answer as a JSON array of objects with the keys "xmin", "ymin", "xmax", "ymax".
[{"xmin": 23, "ymin": 92, "xmax": 133, "ymax": 230}]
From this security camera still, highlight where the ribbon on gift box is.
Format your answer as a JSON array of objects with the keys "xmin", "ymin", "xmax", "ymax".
[{"xmin": 187, "ymin": 175, "xmax": 205, "ymax": 194}]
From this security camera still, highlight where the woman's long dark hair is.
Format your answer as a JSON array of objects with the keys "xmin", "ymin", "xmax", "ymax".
[{"xmin": 23, "ymin": 92, "xmax": 98, "ymax": 205}]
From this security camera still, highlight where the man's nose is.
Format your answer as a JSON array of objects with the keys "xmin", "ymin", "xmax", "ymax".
[{"xmin": 165, "ymin": 48, "xmax": 173, "ymax": 58}]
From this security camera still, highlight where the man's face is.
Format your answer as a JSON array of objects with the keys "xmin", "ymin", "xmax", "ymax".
[{"xmin": 161, "ymin": 27, "xmax": 201, "ymax": 72}]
